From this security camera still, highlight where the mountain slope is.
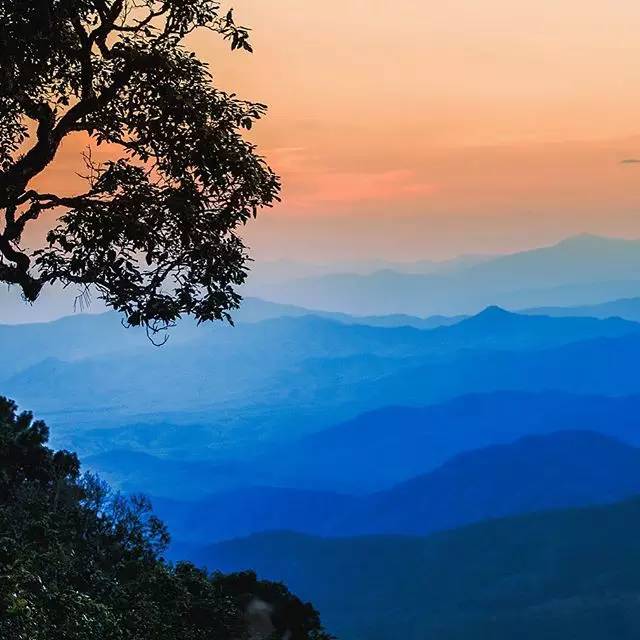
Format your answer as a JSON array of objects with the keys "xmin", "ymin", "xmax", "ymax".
[
  {"xmin": 190, "ymin": 497, "xmax": 640, "ymax": 640},
  {"xmin": 153, "ymin": 487, "xmax": 356, "ymax": 544},
  {"xmin": 6, "ymin": 308, "xmax": 640, "ymax": 469},
  {"xmin": 349, "ymin": 431, "xmax": 640, "ymax": 535},
  {"xmin": 524, "ymin": 296, "xmax": 640, "ymax": 321},
  {"xmin": 154, "ymin": 431, "xmax": 640, "ymax": 542},
  {"xmin": 270, "ymin": 390, "xmax": 640, "ymax": 492},
  {"xmin": 83, "ymin": 391, "xmax": 640, "ymax": 497},
  {"xmin": 422, "ymin": 304, "xmax": 639, "ymax": 351}
]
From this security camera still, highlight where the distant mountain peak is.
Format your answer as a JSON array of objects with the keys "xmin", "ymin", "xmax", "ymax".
[
  {"xmin": 555, "ymin": 233, "xmax": 634, "ymax": 249},
  {"xmin": 466, "ymin": 305, "xmax": 514, "ymax": 323},
  {"xmin": 478, "ymin": 305, "xmax": 511, "ymax": 316}
]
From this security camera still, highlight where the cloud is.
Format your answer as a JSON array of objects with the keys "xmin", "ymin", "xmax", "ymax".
[
  {"xmin": 620, "ymin": 158, "xmax": 640, "ymax": 164},
  {"xmin": 300, "ymin": 169, "xmax": 435, "ymax": 205},
  {"xmin": 265, "ymin": 147, "xmax": 436, "ymax": 210}
]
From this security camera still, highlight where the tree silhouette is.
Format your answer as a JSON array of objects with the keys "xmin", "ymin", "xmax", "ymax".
[{"xmin": 0, "ymin": 1, "xmax": 280, "ymax": 333}]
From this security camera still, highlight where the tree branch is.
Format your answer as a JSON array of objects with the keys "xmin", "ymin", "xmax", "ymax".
[{"xmin": 0, "ymin": 51, "xmax": 148, "ymax": 201}]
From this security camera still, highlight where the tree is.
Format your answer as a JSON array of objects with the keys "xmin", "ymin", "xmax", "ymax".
[
  {"xmin": 0, "ymin": 1, "xmax": 280, "ymax": 333},
  {"xmin": 0, "ymin": 395, "xmax": 333, "ymax": 639}
]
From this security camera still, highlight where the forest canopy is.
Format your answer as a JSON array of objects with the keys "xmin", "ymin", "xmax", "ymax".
[{"xmin": 0, "ymin": 396, "xmax": 331, "ymax": 639}]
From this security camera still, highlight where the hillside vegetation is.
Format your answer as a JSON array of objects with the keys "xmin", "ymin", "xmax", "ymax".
[{"xmin": 0, "ymin": 397, "xmax": 331, "ymax": 640}]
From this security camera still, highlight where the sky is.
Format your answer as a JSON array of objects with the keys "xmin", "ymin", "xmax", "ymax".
[{"xmin": 32, "ymin": 0, "xmax": 640, "ymax": 261}]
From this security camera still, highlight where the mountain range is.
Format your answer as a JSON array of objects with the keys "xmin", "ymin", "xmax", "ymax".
[
  {"xmin": 245, "ymin": 234, "xmax": 640, "ymax": 316},
  {"xmin": 4, "ymin": 234, "xmax": 638, "ymax": 322},
  {"xmin": 247, "ymin": 253, "xmax": 493, "ymax": 284},
  {"xmin": 152, "ymin": 430, "xmax": 640, "ymax": 544},
  {"xmin": 8, "ymin": 306, "xmax": 639, "ymax": 464},
  {"xmin": 187, "ymin": 497, "xmax": 640, "ymax": 640},
  {"xmin": 5, "ymin": 232, "xmax": 640, "ymax": 639},
  {"xmin": 233, "ymin": 297, "xmax": 465, "ymax": 329},
  {"xmin": 525, "ymin": 295, "xmax": 640, "ymax": 321},
  {"xmin": 82, "ymin": 390, "xmax": 640, "ymax": 498}
]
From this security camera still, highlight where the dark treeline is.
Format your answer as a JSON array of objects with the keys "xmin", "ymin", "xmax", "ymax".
[{"xmin": 0, "ymin": 397, "xmax": 332, "ymax": 640}]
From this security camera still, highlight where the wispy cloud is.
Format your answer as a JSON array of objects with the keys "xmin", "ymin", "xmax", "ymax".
[
  {"xmin": 265, "ymin": 147, "xmax": 435, "ymax": 210},
  {"xmin": 299, "ymin": 169, "xmax": 435, "ymax": 206}
]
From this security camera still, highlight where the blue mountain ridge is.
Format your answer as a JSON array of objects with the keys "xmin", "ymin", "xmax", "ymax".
[
  {"xmin": 183, "ymin": 496, "xmax": 640, "ymax": 640},
  {"xmin": 154, "ymin": 430, "xmax": 640, "ymax": 544}
]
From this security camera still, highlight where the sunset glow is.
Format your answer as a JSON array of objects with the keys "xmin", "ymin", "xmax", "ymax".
[{"xmin": 37, "ymin": 0, "xmax": 640, "ymax": 260}]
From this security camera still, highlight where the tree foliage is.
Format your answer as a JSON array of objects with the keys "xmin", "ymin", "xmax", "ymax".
[
  {"xmin": 0, "ymin": 0, "xmax": 280, "ymax": 332},
  {"xmin": 0, "ymin": 397, "xmax": 332, "ymax": 639}
]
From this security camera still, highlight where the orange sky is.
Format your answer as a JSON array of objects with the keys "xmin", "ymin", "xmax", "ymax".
[{"xmin": 34, "ymin": 1, "xmax": 640, "ymax": 260}]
